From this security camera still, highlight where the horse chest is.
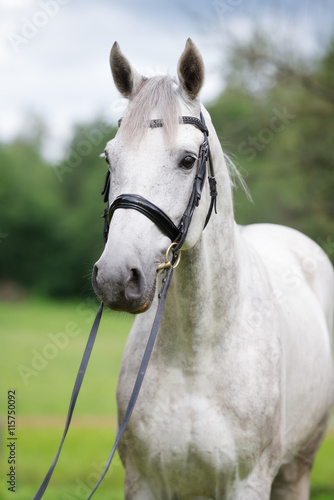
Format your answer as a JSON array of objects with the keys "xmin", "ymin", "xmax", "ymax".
[
  {"xmin": 122, "ymin": 362, "xmax": 271, "ymax": 495},
  {"xmin": 126, "ymin": 383, "xmax": 237, "ymax": 494},
  {"xmin": 118, "ymin": 314, "xmax": 282, "ymax": 496}
]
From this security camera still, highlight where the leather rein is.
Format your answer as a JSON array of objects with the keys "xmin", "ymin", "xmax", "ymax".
[{"xmin": 33, "ymin": 112, "xmax": 217, "ymax": 499}]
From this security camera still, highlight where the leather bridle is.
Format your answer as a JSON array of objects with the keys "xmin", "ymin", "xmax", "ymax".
[
  {"xmin": 102, "ymin": 112, "xmax": 217, "ymax": 259},
  {"xmin": 33, "ymin": 111, "xmax": 217, "ymax": 499}
]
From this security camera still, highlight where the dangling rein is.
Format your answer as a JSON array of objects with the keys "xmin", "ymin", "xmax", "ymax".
[{"xmin": 33, "ymin": 113, "xmax": 217, "ymax": 499}]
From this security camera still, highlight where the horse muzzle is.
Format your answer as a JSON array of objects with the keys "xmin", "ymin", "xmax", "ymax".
[{"xmin": 92, "ymin": 256, "xmax": 156, "ymax": 314}]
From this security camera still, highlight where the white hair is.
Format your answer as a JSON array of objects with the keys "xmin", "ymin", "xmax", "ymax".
[{"xmin": 118, "ymin": 75, "xmax": 193, "ymax": 145}]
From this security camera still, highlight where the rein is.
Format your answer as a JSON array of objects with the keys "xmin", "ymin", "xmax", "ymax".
[{"xmin": 33, "ymin": 112, "xmax": 217, "ymax": 499}]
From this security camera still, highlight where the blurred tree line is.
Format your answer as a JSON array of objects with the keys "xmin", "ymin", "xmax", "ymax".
[
  {"xmin": 1, "ymin": 37, "xmax": 333, "ymax": 298},
  {"xmin": 0, "ymin": 121, "xmax": 117, "ymax": 297},
  {"xmin": 208, "ymin": 34, "xmax": 334, "ymax": 263}
]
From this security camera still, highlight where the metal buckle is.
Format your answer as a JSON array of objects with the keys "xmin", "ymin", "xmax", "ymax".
[{"xmin": 157, "ymin": 242, "xmax": 181, "ymax": 271}]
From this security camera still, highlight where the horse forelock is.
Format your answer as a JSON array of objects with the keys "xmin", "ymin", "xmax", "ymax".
[{"xmin": 118, "ymin": 75, "xmax": 194, "ymax": 145}]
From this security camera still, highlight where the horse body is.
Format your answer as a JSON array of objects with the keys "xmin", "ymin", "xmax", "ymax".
[
  {"xmin": 93, "ymin": 40, "xmax": 334, "ymax": 499},
  {"xmin": 117, "ymin": 210, "xmax": 333, "ymax": 500}
]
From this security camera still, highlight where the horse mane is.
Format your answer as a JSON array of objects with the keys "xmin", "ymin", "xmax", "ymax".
[
  {"xmin": 118, "ymin": 75, "xmax": 192, "ymax": 145},
  {"xmin": 224, "ymin": 152, "xmax": 252, "ymax": 201}
]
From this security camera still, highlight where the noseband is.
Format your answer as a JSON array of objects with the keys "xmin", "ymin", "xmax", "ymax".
[
  {"xmin": 33, "ymin": 112, "xmax": 218, "ymax": 500},
  {"xmin": 102, "ymin": 112, "xmax": 217, "ymax": 262}
]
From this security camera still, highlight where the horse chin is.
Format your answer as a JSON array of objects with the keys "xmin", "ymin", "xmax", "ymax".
[
  {"xmin": 105, "ymin": 297, "xmax": 153, "ymax": 315},
  {"xmin": 131, "ymin": 299, "xmax": 152, "ymax": 314}
]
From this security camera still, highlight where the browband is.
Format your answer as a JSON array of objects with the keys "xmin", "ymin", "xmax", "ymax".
[{"xmin": 118, "ymin": 115, "xmax": 209, "ymax": 135}]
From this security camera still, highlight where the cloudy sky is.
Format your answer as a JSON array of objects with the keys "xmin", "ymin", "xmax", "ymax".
[{"xmin": 1, "ymin": 0, "xmax": 333, "ymax": 161}]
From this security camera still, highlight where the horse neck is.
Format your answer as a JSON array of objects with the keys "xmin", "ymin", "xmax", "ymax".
[{"xmin": 159, "ymin": 121, "xmax": 240, "ymax": 354}]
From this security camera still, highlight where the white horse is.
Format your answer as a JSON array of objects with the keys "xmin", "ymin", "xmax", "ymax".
[{"xmin": 92, "ymin": 40, "xmax": 334, "ymax": 500}]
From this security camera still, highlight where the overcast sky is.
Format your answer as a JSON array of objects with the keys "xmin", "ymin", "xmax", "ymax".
[{"xmin": 1, "ymin": 0, "xmax": 333, "ymax": 161}]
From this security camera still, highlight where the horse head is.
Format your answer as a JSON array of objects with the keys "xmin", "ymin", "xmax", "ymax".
[{"xmin": 92, "ymin": 39, "xmax": 216, "ymax": 313}]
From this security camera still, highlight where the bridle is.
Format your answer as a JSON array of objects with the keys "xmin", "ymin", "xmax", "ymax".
[
  {"xmin": 102, "ymin": 112, "xmax": 217, "ymax": 261},
  {"xmin": 33, "ymin": 111, "xmax": 217, "ymax": 500}
]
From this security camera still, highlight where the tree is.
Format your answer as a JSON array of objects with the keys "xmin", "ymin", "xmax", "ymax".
[
  {"xmin": 206, "ymin": 34, "xmax": 334, "ymax": 262},
  {"xmin": 0, "ymin": 120, "xmax": 117, "ymax": 297}
]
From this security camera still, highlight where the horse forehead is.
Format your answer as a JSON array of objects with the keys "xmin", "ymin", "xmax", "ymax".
[
  {"xmin": 108, "ymin": 123, "xmax": 203, "ymax": 163},
  {"xmin": 108, "ymin": 134, "xmax": 170, "ymax": 169}
]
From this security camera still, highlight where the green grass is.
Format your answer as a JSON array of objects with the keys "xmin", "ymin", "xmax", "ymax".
[
  {"xmin": 1, "ymin": 427, "xmax": 125, "ymax": 500},
  {"xmin": 0, "ymin": 297, "xmax": 133, "ymax": 416},
  {"xmin": 0, "ymin": 298, "xmax": 131, "ymax": 499},
  {"xmin": 0, "ymin": 298, "xmax": 333, "ymax": 499},
  {"xmin": 311, "ymin": 431, "xmax": 334, "ymax": 499}
]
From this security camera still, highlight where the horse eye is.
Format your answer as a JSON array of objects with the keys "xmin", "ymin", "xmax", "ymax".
[{"xmin": 180, "ymin": 155, "xmax": 196, "ymax": 169}]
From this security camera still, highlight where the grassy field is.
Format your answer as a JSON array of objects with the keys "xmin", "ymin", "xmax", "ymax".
[{"xmin": 0, "ymin": 298, "xmax": 333, "ymax": 499}]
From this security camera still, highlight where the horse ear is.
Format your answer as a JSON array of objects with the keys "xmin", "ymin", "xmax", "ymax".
[
  {"xmin": 110, "ymin": 42, "xmax": 142, "ymax": 98},
  {"xmin": 177, "ymin": 39, "xmax": 205, "ymax": 100}
]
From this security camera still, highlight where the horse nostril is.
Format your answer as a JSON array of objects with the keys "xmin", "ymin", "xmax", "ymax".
[{"xmin": 125, "ymin": 268, "xmax": 145, "ymax": 300}]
